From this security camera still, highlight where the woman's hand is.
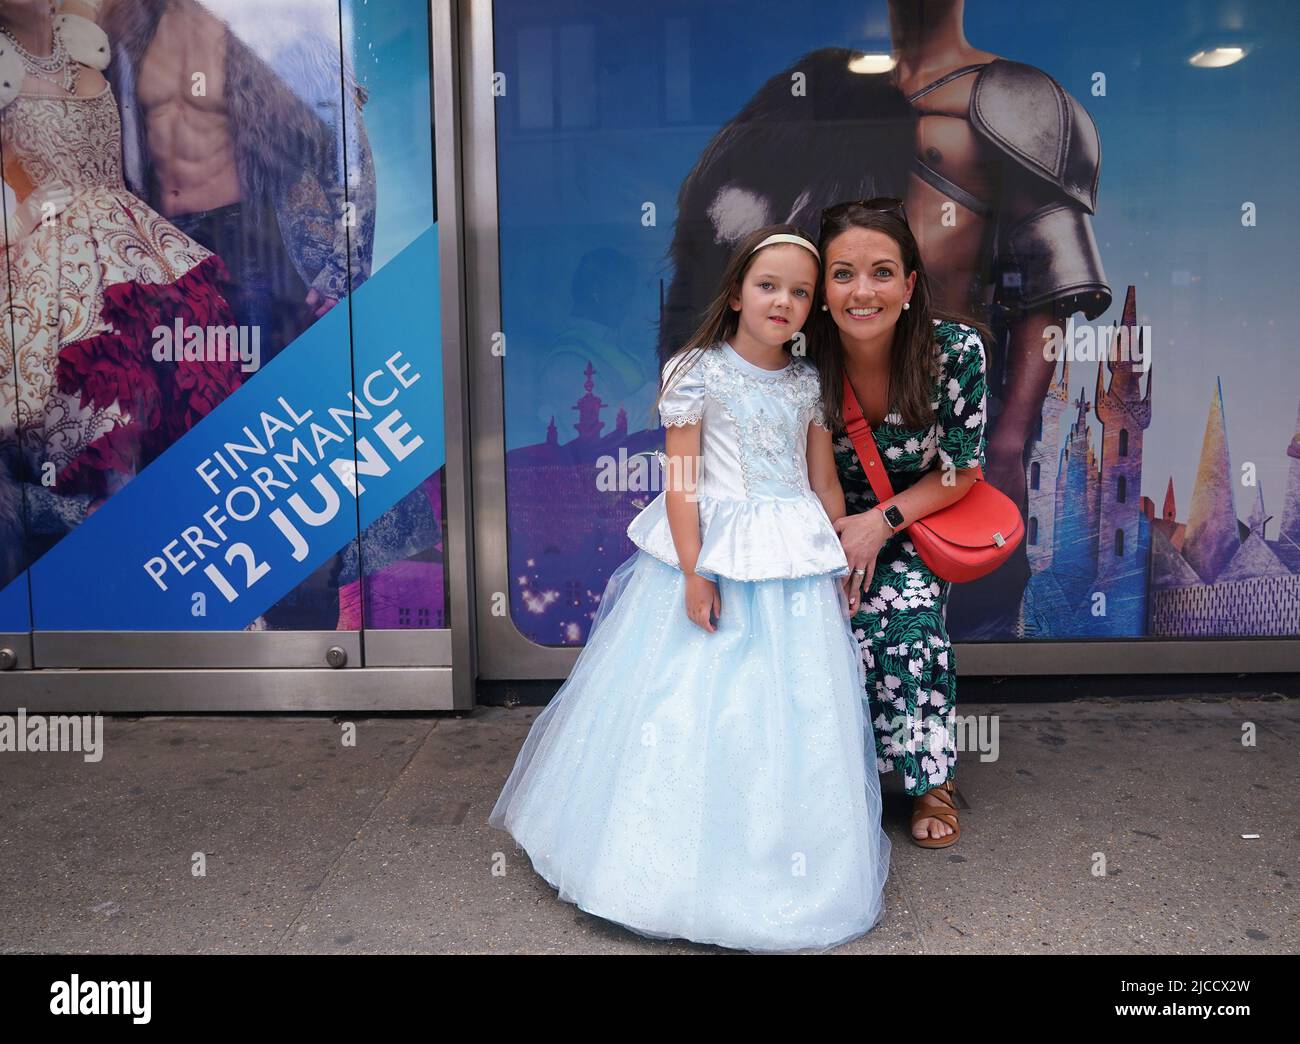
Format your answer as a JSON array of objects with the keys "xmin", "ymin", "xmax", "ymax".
[
  {"xmin": 833, "ymin": 509, "xmax": 892, "ymax": 613},
  {"xmin": 4, "ymin": 181, "xmax": 74, "ymax": 246},
  {"xmin": 684, "ymin": 571, "xmax": 720, "ymax": 633},
  {"xmin": 305, "ymin": 287, "xmax": 339, "ymax": 318}
]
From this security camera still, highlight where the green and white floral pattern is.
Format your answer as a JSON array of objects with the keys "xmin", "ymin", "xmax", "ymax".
[{"xmin": 832, "ymin": 320, "xmax": 988, "ymax": 796}]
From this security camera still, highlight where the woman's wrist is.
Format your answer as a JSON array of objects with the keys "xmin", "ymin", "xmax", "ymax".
[
  {"xmin": 843, "ymin": 505, "xmax": 891, "ymax": 550},
  {"xmin": 871, "ymin": 504, "xmax": 898, "ymax": 537}
]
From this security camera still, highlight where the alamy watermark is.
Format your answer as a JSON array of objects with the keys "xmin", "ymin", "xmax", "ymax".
[
  {"xmin": 879, "ymin": 711, "xmax": 999, "ymax": 763},
  {"xmin": 152, "ymin": 319, "xmax": 261, "ymax": 373},
  {"xmin": 1042, "ymin": 316, "xmax": 1150, "ymax": 372},
  {"xmin": 596, "ymin": 448, "xmax": 701, "ymax": 500},
  {"xmin": 0, "ymin": 708, "xmax": 103, "ymax": 762},
  {"xmin": 50, "ymin": 975, "xmax": 150, "ymax": 1023}
]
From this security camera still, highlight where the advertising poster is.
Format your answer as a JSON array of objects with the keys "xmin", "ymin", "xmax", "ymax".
[
  {"xmin": 0, "ymin": 0, "xmax": 445, "ymax": 636},
  {"xmin": 493, "ymin": 0, "xmax": 1300, "ymax": 645}
]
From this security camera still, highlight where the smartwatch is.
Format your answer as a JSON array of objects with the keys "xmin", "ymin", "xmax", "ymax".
[{"xmin": 878, "ymin": 504, "xmax": 904, "ymax": 531}]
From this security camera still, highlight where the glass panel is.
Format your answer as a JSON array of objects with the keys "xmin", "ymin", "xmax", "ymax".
[
  {"xmin": 492, "ymin": 0, "xmax": 1300, "ymax": 644},
  {"xmin": 0, "ymin": 0, "xmax": 446, "ymax": 653},
  {"xmin": 339, "ymin": 0, "xmax": 448, "ymax": 635},
  {"xmin": 0, "ymin": 0, "xmax": 362, "ymax": 635}
]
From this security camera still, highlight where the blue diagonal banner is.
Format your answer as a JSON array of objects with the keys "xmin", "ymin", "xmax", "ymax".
[{"xmin": 1, "ymin": 225, "xmax": 442, "ymax": 631}]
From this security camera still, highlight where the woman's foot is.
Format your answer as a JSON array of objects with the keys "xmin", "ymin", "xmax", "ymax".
[{"xmin": 910, "ymin": 780, "xmax": 959, "ymax": 848}]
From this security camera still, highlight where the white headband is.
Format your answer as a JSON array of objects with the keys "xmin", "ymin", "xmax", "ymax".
[{"xmin": 747, "ymin": 232, "xmax": 820, "ymax": 262}]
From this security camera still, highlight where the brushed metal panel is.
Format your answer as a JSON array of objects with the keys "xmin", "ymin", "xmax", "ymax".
[
  {"xmin": 462, "ymin": 0, "xmax": 581, "ymax": 681},
  {"xmin": 0, "ymin": 667, "xmax": 454, "ymax": 712},
  {"xmin": 954, "ymin": 639, "xmax": 1300, "ymax": 675},
  {"xmin": 364, "ymin": 628, "xmax": 452, "ymax": 666},
  {"xmin": 32, "ymin": 631, "xmax": 362, "ymax": 670},
  {"xmin": 433, "ymin": 0, "xmax": 478, "ymax": 708},
  {"xmin": 0, "ymin": 633, "xmax": 33, "ymax": 671}
]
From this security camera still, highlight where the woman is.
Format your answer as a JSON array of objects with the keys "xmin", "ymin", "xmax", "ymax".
[
  {"xmin": 810, "ymin": 198, "xmax": 990, "ymax": 849},
  {"xmin": 0, "ymin": 0, "xmax": 245, "ymax": 584}
]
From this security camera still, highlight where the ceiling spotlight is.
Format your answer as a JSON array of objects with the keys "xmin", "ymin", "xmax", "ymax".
[
  {"xmin": 848, "ymin": 52, "xmax": 896, "ymax": 74},
  {"xmin": 1188, "ymin": 46, "xmax": 1247, "ymax": 68}
]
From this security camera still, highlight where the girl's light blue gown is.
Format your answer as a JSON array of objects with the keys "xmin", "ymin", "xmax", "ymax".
[{"xmin": 488, "ymin": 340, "xmax": 891, "ymax": 953}]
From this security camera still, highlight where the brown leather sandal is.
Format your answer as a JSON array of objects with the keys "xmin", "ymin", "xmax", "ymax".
[{"xmin": 910, "ymin": 779, "xmax": 960, "ymax": 849}]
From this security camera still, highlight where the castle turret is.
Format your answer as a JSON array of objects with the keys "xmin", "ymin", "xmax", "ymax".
[
  {"xmin": 572, "ymin": 361, "xmax": 607, "ymax": 441},
  {"xmin": 1245, "ymin": 483, "xmax": 1270, "ymax": 539},
  {"xmin": 1181, "ymin": 377, "xmax": 1241, "ymax": 583},
  {"xmin": 1026, "ymin": 354, "xmax": 1072, "ymax": 571},
  {"xmin": 1094, "ymin": 286, "xmax": 1152, "ymax": 588},
  {"xmin": 1052, "ymin": 389, "xmax": 1100, "ymax": 606},
  {"xmin": 1277, "ymin": 397, "xmax": 1300, "ymax": 552}
]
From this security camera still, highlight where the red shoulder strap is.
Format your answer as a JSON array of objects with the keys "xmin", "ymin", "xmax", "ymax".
[
  {"xmin": 842, "ymin": 372, "xmax": 987, "ymax": 496},
  {"xmin": 841, "ymin": 373, "xmax": 897, "ymax": 502}
]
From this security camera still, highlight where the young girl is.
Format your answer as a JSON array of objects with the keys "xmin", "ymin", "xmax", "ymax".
[{"xmin": 488, "ymin": 224, "xmax": 891, "ymax": 953}]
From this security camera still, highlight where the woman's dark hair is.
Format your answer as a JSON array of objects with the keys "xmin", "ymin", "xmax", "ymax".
[
  {"xmin": 808, "ymin": 203, "xmax": 992, "ymax": 432},
  {"xmin": 650, "ymin": 222, "xmax": 819, "ymax": 426},
  {"xmin": 655, "ymin": 51, "xmax": 916, "ymax": 367}
]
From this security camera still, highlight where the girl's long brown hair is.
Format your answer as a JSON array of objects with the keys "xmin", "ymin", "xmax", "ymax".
[
  {"xmin": 808, "ymin": 204, "xmax": 992, "ymax": 432},
  {"xmin": 650, "ymin": 223, "xmax": 820, "ymax": 426}
]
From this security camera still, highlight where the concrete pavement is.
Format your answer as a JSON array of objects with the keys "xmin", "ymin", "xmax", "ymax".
[{"xmin": 0, "ymin": 695, "xmax": 1294, "ymax": 954}]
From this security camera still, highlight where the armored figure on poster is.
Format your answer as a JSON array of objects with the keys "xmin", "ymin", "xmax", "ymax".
[
  {"xmin": 890, "ymin": 0, "xmax": 1109, "ymax": 636},
  {"xmin": 657, "ymin": 0, "xmax": 1110, "ymax": 637}
]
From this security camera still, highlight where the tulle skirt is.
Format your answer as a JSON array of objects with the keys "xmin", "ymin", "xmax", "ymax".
[{"xmin": 488, "ymin": 548, "xmax": 891, "ymax": 953}]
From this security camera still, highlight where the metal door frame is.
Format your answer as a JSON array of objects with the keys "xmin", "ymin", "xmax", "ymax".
[{"xmin": 0, "ymin": 0, "xmax": 476, "ymax": 710}]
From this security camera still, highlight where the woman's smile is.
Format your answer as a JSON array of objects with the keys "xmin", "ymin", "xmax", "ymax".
[{"xmin": 845, "ymin": 305, "xmax": 883, "ymax": 321}]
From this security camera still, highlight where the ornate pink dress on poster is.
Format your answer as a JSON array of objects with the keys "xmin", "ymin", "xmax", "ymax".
[{"xmin": 0, "ymin": 13, "xmax": 244, "ymax": 508}]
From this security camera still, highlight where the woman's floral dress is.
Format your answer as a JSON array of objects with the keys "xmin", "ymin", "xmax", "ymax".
[{"xmin": 831, "ymin": 319, "xmax": 988, "ymax": 797}]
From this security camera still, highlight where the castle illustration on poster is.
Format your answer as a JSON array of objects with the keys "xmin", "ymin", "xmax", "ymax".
[
  {"xmin": 1024, "ymin": 286, "xmax": 1300, "ymax": 638},
  {"xmin": 505, "ymin": 287, "xmax": 1300, "ymax": 644}
]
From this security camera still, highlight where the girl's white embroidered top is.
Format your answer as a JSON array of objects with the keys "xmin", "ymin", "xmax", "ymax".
[{"xmin": 627, "ymin": 340, "xmax": 850, "ymax": 582}]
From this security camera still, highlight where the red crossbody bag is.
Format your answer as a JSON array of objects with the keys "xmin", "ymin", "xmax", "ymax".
[{"xmin": 841, "ymin": 373, "xmax": 1023, "ymax": 583}]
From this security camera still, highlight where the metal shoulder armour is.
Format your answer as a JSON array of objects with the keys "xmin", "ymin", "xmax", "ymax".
[
  {"xmin": 997, "ymin": 203, "xmax": 1112, "ymax": 320},
  {"xmin": 970, "ymin": 59, "xmax": 1100, "ymax": 213}
]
